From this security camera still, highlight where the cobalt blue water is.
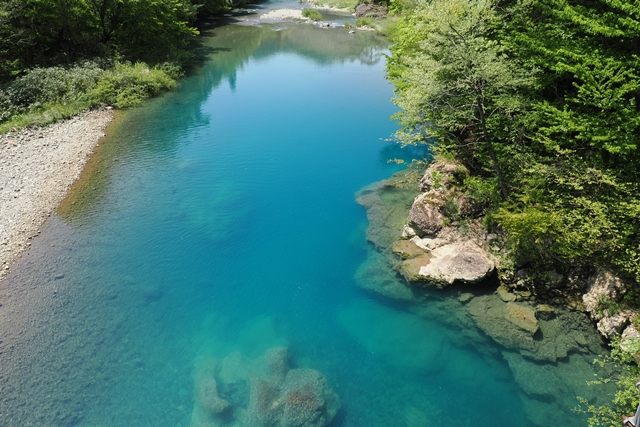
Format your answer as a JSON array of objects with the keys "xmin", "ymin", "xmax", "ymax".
[{"xmin": 0, "ymin": 20, "xmax": 604, "ymax": 427}]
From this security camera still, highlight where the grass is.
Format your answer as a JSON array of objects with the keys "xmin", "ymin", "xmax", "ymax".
[{"xmin": 302, "ymin": 8, "xmax": 324, "ymax": 21}]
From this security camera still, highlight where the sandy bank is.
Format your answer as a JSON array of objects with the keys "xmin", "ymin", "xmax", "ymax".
[{"xmin": 0, "ymin": 110, "xmax": 114, "ymax": 278}]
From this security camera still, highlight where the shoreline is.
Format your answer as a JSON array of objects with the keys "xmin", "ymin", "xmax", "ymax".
[{"xmin": 0, "ymin": 109, "xmax": 115, "ymax": 279}]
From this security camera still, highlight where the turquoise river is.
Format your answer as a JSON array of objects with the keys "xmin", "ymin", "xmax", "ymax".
[{"xmin": 0, "ymin": 8, "xmax": 610, "ymax": 427}]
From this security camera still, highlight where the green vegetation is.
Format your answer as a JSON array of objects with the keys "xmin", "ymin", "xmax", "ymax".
[
  {"xmin": 0, "ymin": 61, "xmax": 180, "ymax": 132},
  {"xmin": 356, "ymin": 17, "xmax": 373, "ymax": 27},
  {"xmin": 302, "ymin": 8, "xmax": 324, "ymax": 21},
  {"xmin": 0, "ymin": 0, "xmax": 247, "ymax": 131},
  {"xmin": 581, "ymin": 339, "xmax": 640, "ymax": 426},
  {"xmin": 389, "ymin": 0, "xmax": 640, "ymax": 287},
  {"xmin": 306, "ymin": 0, "xmax": 360, "ymax": 11},
  {"xmin": 388, "ymin": 0, "xmax": 640, "ymax": 421}
]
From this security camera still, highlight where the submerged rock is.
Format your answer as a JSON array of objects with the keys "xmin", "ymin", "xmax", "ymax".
[
  {"xmin": 356, "ymin": 167, "xmax": 423, "ymax": 250},
  {"xmin": 192, "ymin": 347, "xmax": 340, "ymax": 427},
  {"xmin": 496, "ymin": 285, "xmax": 516, "ymax": 302},
  {"xmin": 467, "ymin": 294, "xmax": 603, "ymax": 362},
  {"xmin": 355, "ymin": 250, "xmax": 414, "ymax": 301},
  {"xmin": 504, "ymin": 303, "xmax": 539, "ymax": 334}
]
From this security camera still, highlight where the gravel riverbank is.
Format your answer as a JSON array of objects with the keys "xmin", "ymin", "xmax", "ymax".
[{"xmin": 0, "ymin": 110, "xmax": 114, "ymax": 278}]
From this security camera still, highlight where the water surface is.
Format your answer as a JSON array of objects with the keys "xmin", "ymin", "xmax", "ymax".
[{"xmin": 0, "ymin": 20, "xmax": 604, "ymax": 427}]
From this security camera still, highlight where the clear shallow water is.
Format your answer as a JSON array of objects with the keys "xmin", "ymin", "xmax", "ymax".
[{"xmin": 0, "ymin": 21, "xmax": 603, "ymax": 427}]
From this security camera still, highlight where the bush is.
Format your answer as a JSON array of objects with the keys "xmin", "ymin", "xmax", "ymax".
[
  {"xmin": 90, "ymin": 62, "xmax": 180, "ymax": 108},
  {"xmin": 302, "ymin": 8, "xmax": 323, "ymax": 21},
  {"xmin": 356, "ymin": 17, "xmax": 373, "ymax": 27},
  {"xmin": 0, "ymin": 60, "xmax": 181, "ymax": 131},
  {"xmin": 0, "ymin": 62, "xmax": 105, "ymax": 116},
  {"xmin": 580, "ymin": 339, "xmax": 640, "ymax": 427}
]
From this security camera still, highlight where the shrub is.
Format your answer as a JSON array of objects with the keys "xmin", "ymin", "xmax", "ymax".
[
  {"xmin": 302, "ymin": 8, "xmax": 323, "ymax": 21},
  {"xmin": 0, "ymin": 60, "xmax": 182, "ymax": 131},
  {"xmin": 90, "ymin": 62, "xmax": 179, "ymax": 108},
  {"xmin": 356, "ymin": 17, "xmax": 373, "ymax": 27}
]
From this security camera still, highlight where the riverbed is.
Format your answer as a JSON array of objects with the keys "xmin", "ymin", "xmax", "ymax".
[{"xmin": 0, "ymin": 13, "xmax": 607, "ymax": 427}]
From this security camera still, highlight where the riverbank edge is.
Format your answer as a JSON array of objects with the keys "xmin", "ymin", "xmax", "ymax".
[
  {"xmin": 390, "ymin": 157, "xmax": 640, "ymax": 342},
  {"xmin": 0, "ymin": 109, "xmax": 115, "ymax": 279}
]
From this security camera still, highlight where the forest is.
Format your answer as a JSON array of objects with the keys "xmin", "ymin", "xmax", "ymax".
[
  {"xmin": 0, "ymin": 0, "xmax": 243, "ymax": 130},
  {"xmin": 388, "ymin": 0, "xmax": 640, "ymax": 424}
]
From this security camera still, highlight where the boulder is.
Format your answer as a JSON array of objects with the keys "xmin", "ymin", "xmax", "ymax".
[
  {"xmin": 620, "ymin": 324, "xmax": 640, "ymax": 354},
  {"xmin": 596, "ymin": 311, "xmax": 632, "ymax": 339},
  {"xmin": 412, "ymin": 240, "xmax": 495, "ymax": 287},
  {"xmin": 264, "ymin": 346, "xmax": 290, "ymax": 384},
  {"xmin": 535, "ymin": 304, "xmax": 556, "ymax": 320},
  {"xmin": 496, "ymin": 285, "xmax": 516, "ymax": 302},
  {"xmin": 391, "ymin": 239, "xmax": 426, "ymax": 260},
  {"xmin": 246, "ymin": 368, "xmax": 339, "ymax": 427},
  {"xmin": 197, "ymin": 377, "xmax": 232, "ymax": 417},
  {"xmin": 279, "ymin": 369, "xmax": 340, "ymax": 427},
  {"xmin": 354, "ymin": 2, "xmax": 387, "ymax": 18},
  {"xmin": 582, "ymin": 271, "xmax": 626, "ymax": 320},
  {"xmin": 505, "ymin": 303, "xmax": 539, "ymax": 335},
  {"xmin": 400, "ymin": 225, "xmax": 417, "ymax": 239},
  {"xmin": 457, "ymin": 292, "xmax": 474, "ymax": 304},
  {"xmin": 407, "ymin": 191, "xmax": 445, "ymax": 237},
  {"xmin": 419, "ymin": 160, "xmax": 468, "ymax": 192}
]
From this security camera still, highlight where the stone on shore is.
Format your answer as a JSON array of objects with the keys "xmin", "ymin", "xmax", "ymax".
[
  {"xmin": 411, "ymin": 240, "xmax": 495, "ymax": 287},
  {"xmin": 620, "ymin": 325, "xmax": 640, "ymax": 353},
  {"xmin": 596, "ymin": 311, "xmax": 633, "ymax": 339},
  {"xmin": 407, "ymin": 191, "xmax": 445, "ymax": 237},
  {"xmin": 419, "ymin": 160, "xmax": 468, "ymax": 192},
  {"xmin": 582, "ymin": 270, "xmax": 625, "ymax": 321}
]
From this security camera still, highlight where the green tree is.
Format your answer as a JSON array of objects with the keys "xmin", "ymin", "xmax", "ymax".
[{"xmin": 388, "ymin": 0, "xmax": 532, "ymax": 198}]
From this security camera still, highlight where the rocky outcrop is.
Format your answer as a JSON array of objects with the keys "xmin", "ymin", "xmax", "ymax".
[
  {"xmin": 417, "ymin": 240, "xmax": 494, "ymax": 286},
  {"xmin": 582, "ymin": 271, "xmax": 626, "ymax": 320},
  {"xmin": 354, "ymin": 2, "xmax": 388, "ymax": 18},
  {"xmin": 581, "ymin": 270, "xmax": 640, "ymax": 345},
  {"xmin": 191, "ymin": 347, "xmax": 340, "ymax": 427},
  {"xmin": 393, "ymin": 159, "xmax": 495, "ymax": 287},
  {"xmin": 407, "ymin": 191, "xmax": 445, "ymax": 237}
]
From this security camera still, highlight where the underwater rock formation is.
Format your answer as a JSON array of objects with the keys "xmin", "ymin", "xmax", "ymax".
[
  {"xmin": 354, "ymin": 162, "xmax": 613, "ymax": 427},
  {"xmin": 191, "ymin": 346, "xmax": 340, "ymax": 427}
]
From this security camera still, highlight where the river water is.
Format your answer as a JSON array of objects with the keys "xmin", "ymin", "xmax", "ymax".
[{"xmin": 0, "ymin": 11, "xmax": 607, "ymax": 427}]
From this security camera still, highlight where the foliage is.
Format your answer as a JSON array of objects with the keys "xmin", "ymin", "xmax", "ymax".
[
  {"xmin": 356, "ymin": 17, "xmax": 373, "ymax": 27},
  {"xmin": 89, "ymin": 62, "xmax": 180, "ymax": 108},
  {"xmin": 388, "ymin": 0, "xmax": 640, "ymax": 282},
  {"xmin": 0, "ymin": 0, "xmax": 205, "ymax": 82},
  {"xmin": 580, "ymin": 338, "xmax": 640, "ymax": 427},
  {"xmin": 389, "ymin": 0, "xmax": 640, "ymax": 417},
  {"xmin": 0, "ymin": 61, "xmax": 179, "ymax": 131},
  {"xmin": 302, "ymin": 8, "xmax": 323, "ymax": 21}
]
